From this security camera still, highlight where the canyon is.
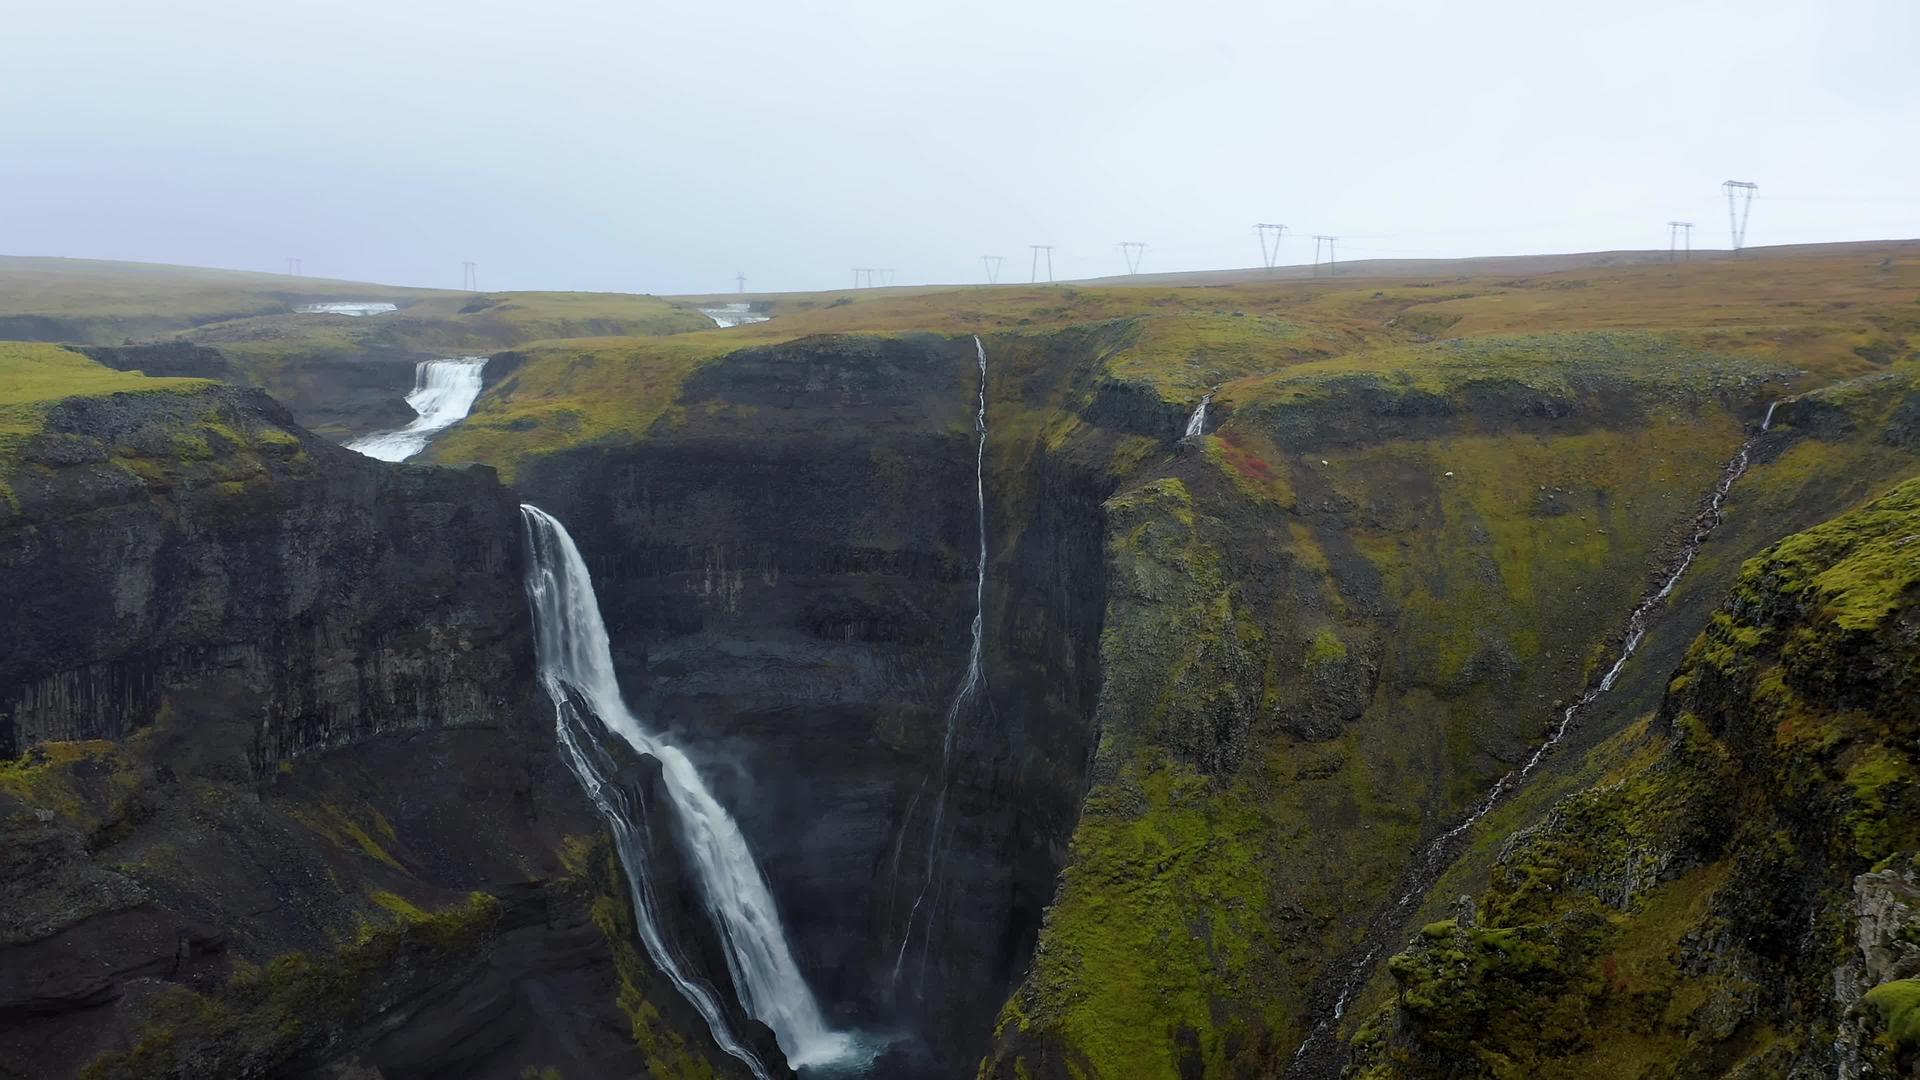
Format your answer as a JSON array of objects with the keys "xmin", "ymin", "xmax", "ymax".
[{"xmin": 1, "ymin": 244, "xmax": 1918, "ymax": 1078}]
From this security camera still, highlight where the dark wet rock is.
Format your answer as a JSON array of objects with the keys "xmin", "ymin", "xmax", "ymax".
[
  {"xmin": 0, "ymin": 385, "xmax": 531, "ymax": 765},
  {"xmin": 79, "ymin": 342, "xmax": 235, "ymax": 381}
]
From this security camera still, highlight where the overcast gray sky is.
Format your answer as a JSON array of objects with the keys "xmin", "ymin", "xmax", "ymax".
[{"xmin": 5, "ymin": 0, "xmax": 1916, "ymax": 294}]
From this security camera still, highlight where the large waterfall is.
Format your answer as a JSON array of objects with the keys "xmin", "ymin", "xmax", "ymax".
[
  {"xmin": 345, "ymin": 357, "xmax": 488, "ymax": 462},
  {"xmin": 892, "ymin": 335, "xmax": 991, "ymax": 987},
  {"xmin": 519, "ymin": 505, "xmax": 857, "ymax": 1074}
]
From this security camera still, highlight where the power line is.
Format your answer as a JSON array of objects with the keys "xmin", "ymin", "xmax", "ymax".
[
  {"xmin": 982, "ymin": 255, "xmax": 1003, "ymax": 285},
  {"xmin": 735, "ymin": 272, "xmax": 747, "ymax": 294},
  {"xmin": 1120, "ymin": 242, "xmax": 1147, "ymax": 274},
  {"xmin": 462, "ymin": 260, "xmax": 478, "ymax": 291},
  {"xmin": 1724, "ymin": 180, "xmax": 1758, "ymax": 253},
  {"xmin": 1029, "ymin": 245, "xmax": 1054, "ymax": 283},
  {"xmin": 852, "ymin": 268, "xmax": 876, "ymax": 288}
]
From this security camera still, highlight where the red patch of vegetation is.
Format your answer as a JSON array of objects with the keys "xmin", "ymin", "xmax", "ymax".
[{"xmin": 1217, "ymin": 431, "xmax": 1277, "ymax": 484}]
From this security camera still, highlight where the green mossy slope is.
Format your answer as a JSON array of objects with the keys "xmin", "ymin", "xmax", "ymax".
[
  {"xmin": 987, "ymin": 334, "xmax": 1792, "ymax": 1079},
  {"xmin": 1347, "ymin": 474, "xmax": 1920, "ymax": 1078}
]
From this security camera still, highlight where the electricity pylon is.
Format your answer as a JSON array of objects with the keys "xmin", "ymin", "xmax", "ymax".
[
  {"xmin": 1723, "ymin": 181, "xmax": 1758, "ymax": 253},
  {"xmin": 1667, "ymin": 222, "xmax": 1693, "ymax": 262},
  {"xmin": 1120, "ymin": 242, "xmax": 1147, "ymax": 274},
  {"xmin": 1029, "ymin": 245, "xmax": 1054, "ymax": 283},
  {"xmin": 1312, "ymin": 235, "xmax": 1338, "ymax": 277},
  {"xmin": 1255, "ymin": 223, "xmax": 1287, "ymax": 269}
]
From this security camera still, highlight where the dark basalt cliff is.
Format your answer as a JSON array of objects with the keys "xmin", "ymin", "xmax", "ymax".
[
  {"xmin": 513, "ymin": 332, "xmax": 1128, "ymax": 1070},
  {"xmin": 0, "ymin": 382, "xmax": 755, "ymax": 1079},
  {"xmin": 0, "ymin": 383, "xmax": 528, "ymax": 764}
]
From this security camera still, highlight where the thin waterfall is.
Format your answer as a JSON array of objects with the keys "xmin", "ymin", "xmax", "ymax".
[
  {"xmin": 346, "ymin": 357, "xmax": 488, "ymax": 462},
  {"xmin": 1288, "ymin": 400, "xmax": 1787, "ymax": 1075},
  {"xmin": 520, "ymin": 505, "xmax": 857, "ymax": 1072},
  {"xmin": 1182, "ymin": 392, "xmax": 1212, "ymax": 441},
  {"xmin": 892, "ymin": 335, "xmax": 991, "ymax": 987}
]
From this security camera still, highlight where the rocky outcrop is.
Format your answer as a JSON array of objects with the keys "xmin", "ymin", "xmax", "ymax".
[
  {"xmin": 0, "ymin": 383, "xmax": 531, "ymax": 764},
  {"xmin": 1344, "ymin": 474, "xmax": 1920, "ymax": 1079},
  {"xmin": 78, "ymin": 342, "xmax": 235, "ymax": 381},
  {"xmin": 0, "ymin": 379, "xmax": 768, "ymax": 1079},
  {"xmin": 1836, "ymin": 867, "xmax": 1920, "ymax": 1079}
]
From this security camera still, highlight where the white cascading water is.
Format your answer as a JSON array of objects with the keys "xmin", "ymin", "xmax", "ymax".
[
  {"xmin": 699, "ymin": 302, "xmax": 772, "ymax": 328},
  {"xmin": 1182, "ymin": 392, "xmax": 1212, "ymax": 441},
  {"xmin": 519, "ymin": 505, "xmax": 858, "ymax": 1073},
  {"xmin": 1289, "ymin": 399, "xmax": 1788, "ymax": 1072},
  {"xmin": 892, "ymin": 335, "xmax": 991, "ymax": 987},
  {"xmin": 297, "ymin": 301, "xmax": 398, "ymax": 317},
  {"xmin": 345, "ymin": 357, "xmax": 488, "ymax": 462}
]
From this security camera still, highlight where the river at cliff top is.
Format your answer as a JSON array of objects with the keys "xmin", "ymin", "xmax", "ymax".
[
  {"xmin": 345, "ymin": 357, "xmax": 487, "ymax": 462},
  {"xmin": 297, "ymin": 301, "xmax": 397, "ymax": 316},
  {"xmin": 699, "ymin": 302, "xmax": 771, "ymax": 327}
]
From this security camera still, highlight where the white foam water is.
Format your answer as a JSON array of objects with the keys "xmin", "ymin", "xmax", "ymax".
[
  {"xmin": 345, "ymin": 357, "xmax": 488, "ymax": 462},
  {"xmin": 297, "ymin": 301, "xmax": 397, "ymax": 317},
  {"xmin": 1182, "ymin": 392, "xmax": 1212, "ymax": 441},
  {"xmin": 520, "ymin": 506, "xmax": 869, "ymax": 1075},
  {"xmin": 700, "ymin": 302, "xmax": 772, "ymax": 328},
  {"xmin": 892, "ymin": 335, "xmax": 991, "ymax": 989}
]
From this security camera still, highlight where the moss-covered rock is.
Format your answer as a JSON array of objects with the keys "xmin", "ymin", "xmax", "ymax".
[
  {"xmin": 80, "ymin": 891, "xmax": 503, "ymax": 1079},
  {"xmin": 1347, "ymin": 474, "xmax": 1920, "ymax": 1078}
]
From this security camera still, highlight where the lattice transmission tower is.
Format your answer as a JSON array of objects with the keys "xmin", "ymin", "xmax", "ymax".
[
  {"xmin": 1255, "ymin": 223, "xmax": 1287, "ymax": 269},
  {"xmin": 1723, "ymin": 181, "xmax": 1758, "ymax": 253},
  {"xmin": 1312, "ymin": 235, "xmax": 1338, "ymax": 277},
  {"xmin": 1667, "ymin": 222, "xmax": 1693, "ymax": 262},
  {"xmin": 1029, "ymin": 245, "xmax": 1054, "ymax": 283}
]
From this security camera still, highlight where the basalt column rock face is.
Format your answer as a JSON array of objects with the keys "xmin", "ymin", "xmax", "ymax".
[
  {"xmin": 516, "ymin": 332, "xmax": 1118, "ymax": 1071},
  {"xmin": 0, "ymin": 380, "xmax": 766, "ymax": 1079},
  {"xmin": 0, "ymin": 383, "xmax": 532, "ymax": 764}
]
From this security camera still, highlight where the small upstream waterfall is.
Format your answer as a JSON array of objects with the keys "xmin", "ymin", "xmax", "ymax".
[
  {"xmin": 1182, "ymin": 392, "xmax": 1212, "ymax": 441},
  {"xmin": 520, "ymin": 506, "xmax": 857, "ymax": 1073},
  {"xmin": 1288, "ymin": 400, "xmax": 1787, "ymax": 1075},
  {"xmin": 699, "ymin": 302, "xmax": 772, "ymax": 328},
  {"xmin": 297, "ymin": 301, "xmax": 397, "ymax": 317},
  {"xmin": 892, "ymin": 335, "xmax": 991, "ymax": 989},
  {"xmin": 345, "ymin": 357, "xmax": 488, "ymax": 462}
]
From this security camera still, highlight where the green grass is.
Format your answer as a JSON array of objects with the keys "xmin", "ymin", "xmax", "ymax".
[
  {"xmin": 1344, "ymin": 473, "xmax": 1920, "ymax": 1078},
  {"xmin": 428, "ymin": 333, "xmax": 752, "ymax": 477},
  {"xmin": 0, "ymin": 256, "xmax": 433, "ymax": 343},
  {"xmin": 0, "ymin": 341, "xmax": 205, "ymax": 410},
  {"xmin": 0, "ymin": 342, "xmax": 212, "ymax": 505},
  {"xmin": 1866, "ymin": 979, "xmax": 1920, "ymax": 1057}
]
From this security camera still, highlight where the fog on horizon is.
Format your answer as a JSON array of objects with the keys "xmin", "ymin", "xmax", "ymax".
[{"xmin": 5, "ymin": 0, "xmax": 1916, "ymax": 295}]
